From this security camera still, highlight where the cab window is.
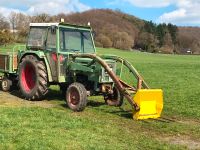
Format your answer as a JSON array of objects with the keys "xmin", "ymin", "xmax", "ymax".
[{"xmin": 46, "ymin": 29, "xmax": 57, "ymax": 51}]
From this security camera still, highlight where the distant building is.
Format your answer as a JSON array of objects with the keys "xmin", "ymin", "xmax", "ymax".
[{"xmin": 181, "ymin": 48, "xmax": 193, "ymax": 54}]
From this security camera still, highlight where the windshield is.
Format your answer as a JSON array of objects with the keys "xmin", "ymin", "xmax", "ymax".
[
  {"xmin": 27, "ymin": 27, "xmax": 47, "ymax": 49},
  {"xmin": 60, "ymin": 28, "xmax": 95, "ymax": 53}
]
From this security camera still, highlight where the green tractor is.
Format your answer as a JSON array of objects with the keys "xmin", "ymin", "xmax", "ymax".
[{"xmin": 0, "ymin": 21, "xmax": 163, "ymax": 120}]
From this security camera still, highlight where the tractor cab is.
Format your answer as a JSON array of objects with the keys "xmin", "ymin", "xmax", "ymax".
[
  {"xmin": 26, "ymin": 22, "xmax": 97, "ymax": 82},
  {"xmin": 27, "ymin": 23, "xmax": 96, "ymax": 53}
]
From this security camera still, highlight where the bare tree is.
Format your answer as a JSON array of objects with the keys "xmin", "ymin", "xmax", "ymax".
[
  {"xmin": 31, "ymin": 13, "xmax": 51, "ymax": 23},
  {"xmin": 9, "ymin": 12, "xmax": 19, "ymax": 33},
  {"xmin": 96, "ymin": 34, "xmax": 112, "ymax": 48},
  {"xmin": 15, "ymin": 13, "xmax": 31, "ymax": 36},
  {"xmin": 113, "ymin": 32, "xmax": 134, "ymax": 50},
  {"xmin": 0, "ymin": 13, "xmax": 10, "ymax": 30}
]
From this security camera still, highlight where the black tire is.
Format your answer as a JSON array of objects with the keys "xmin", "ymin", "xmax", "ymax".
[
  {"xmin": 66, "ymin": 82, "xmax": 87, "ymax": 111},
  {"xmin": 1, "ymin": 77, "xmax": 12, "ymax": 92},
  {"xmin": 104, "ymin": 86, "xmax": 124, "ymax": 107},
  {"xmin": 18, "ymin": 55, "xmax": 48, "ymax": 100}
]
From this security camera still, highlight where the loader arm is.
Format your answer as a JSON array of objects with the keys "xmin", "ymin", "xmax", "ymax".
[
  {"xmin": 72, "ymin": 53, "xmax": 163, "ymax": 120},
  {"xmin": 72, "ymin": 53, "xmax": 140, "ymax": 110}
]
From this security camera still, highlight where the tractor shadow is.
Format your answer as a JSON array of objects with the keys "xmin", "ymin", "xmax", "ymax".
[
  {"xmin": 9, "ymin": 90, "xmax": 21, "ymax": 98},
  {"xmin": 103, "ymin": 108, "xmax": 133, "ymax": 119},
  {"xmin": 87, "ymin": 101, "xmax": 105, "ymax": 107},
  {"xmin": 45, "ymin": 89, "xmax": 64, "ymax": 101},
  {"xmin": 60, "ymin": 99, "xmax": 105, "ymax": 109},
  {"xmin": 46, "ymin": 89, "xmax": 106, "ymax": 108},
  {"xmin": 110, "ymin": 110, "xmax": 133, "ymax": 119},
  {"xmin": 8, "ymin": 89, "xmax": 133, "ymax": 119},
  {"xmin": 9, "ymin": 88, "xmax": 65, "ymax": 101}
]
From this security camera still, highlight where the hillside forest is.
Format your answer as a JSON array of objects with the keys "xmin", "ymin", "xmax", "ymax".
[{"xmin": 0, "ymin": 9, "xmax": 200, "ymax": 54}]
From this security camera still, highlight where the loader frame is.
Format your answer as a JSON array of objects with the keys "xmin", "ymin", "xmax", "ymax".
[{"xmin": 71, "ymin": 53, "xmax": 149, "ymax": 111}]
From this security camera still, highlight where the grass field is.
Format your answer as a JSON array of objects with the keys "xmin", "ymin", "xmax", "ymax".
[{"xmin": 0, "ymin": 45, "xmax": 200, "ymax": 149}]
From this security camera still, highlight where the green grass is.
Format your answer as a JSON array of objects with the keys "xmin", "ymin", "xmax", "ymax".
[{"xmin": 0, "ymin": 47, "xmax": 200, "ymax": 149}]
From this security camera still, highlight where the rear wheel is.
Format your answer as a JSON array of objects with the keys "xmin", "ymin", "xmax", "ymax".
[
  {"xmin": 104, "ymin": 86, "xmax": 124, "ymax": 107},
  {"xmin": 66, "ymin": 82, "xmax": 87, "ymax": 111},
  {"xmin": 1, "ymin": 77, "xmax": 12, "ymax": 92},
  {"xmin": 18, "ymin": 55, "xmax": 48, "ymax": 100}
]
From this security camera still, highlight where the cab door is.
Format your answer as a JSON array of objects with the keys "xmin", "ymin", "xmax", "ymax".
[{"xmin": 45, "ymin": 27, "xmax": 58, "ymax": 82}]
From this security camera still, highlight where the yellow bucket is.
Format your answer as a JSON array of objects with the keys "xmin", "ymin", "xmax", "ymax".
[{"xmin": 133, "ymin": 89, "xmax": 163, "ymax": 120}]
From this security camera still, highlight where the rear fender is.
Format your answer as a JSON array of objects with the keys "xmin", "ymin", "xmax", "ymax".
[{"xmin": 18, "ymin": 51, "xmax": 53, "ymax": 82}]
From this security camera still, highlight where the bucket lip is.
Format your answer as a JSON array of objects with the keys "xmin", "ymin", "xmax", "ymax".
[
  {"xmin": 134, "ymin": 114, "xmax": 161, "ymax": 120},
  {"xmin": 138, "ymin": 89, "xmax": 163, "ymax": 92}
]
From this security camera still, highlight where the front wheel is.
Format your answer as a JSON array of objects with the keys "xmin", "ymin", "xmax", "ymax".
[
  {"xmin": 66, "ymin": 82, "xmax": 87, "ymax": 112},
  {"xmin": 104, "ymin": 86, "xmax": 124, "ymax": 107},
  {"xmin": 1, "ymin": 77, "xmax": 12, "ymax": 92}
]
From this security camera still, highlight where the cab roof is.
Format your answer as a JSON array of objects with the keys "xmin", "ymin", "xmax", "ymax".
[{"xmin": 29, "ymin": 22, "xmax": 91, "ymax": 30}]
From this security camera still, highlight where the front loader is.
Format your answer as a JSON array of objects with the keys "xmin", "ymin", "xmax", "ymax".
[{"xmin": 0, "ymin": 21, "xmax": 163, "ymax": 120}]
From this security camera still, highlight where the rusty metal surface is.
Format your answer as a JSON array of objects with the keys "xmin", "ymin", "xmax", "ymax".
[
  {"xmin": 0, "ymin": 55, "xmax": 6, "ymax": 70},
  {"xmin": 13, "ymin": 55, "xmax": 18, "ymax": 70},
  {"xmin": 119, "ymin": 79, "xmax": 136, "ymax": 93}
]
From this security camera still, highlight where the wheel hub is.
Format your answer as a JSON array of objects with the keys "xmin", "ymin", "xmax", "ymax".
[
  {"xmin": 69, "ymin": 87, "xmax": 80, "ymax": 106},
  {"xmin": 2, "ymin": 81, "xmax": 7, "ymax": 89},
  {"xmin": 21, "ymin": 63, "xmax": 36, "ymax": 92}
]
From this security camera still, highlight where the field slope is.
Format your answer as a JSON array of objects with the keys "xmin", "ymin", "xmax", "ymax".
[{"xmin": 0, "ymin": 46, "xmax": 200, "ymax": 149}]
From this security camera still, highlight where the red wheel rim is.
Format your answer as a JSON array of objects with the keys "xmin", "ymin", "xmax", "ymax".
[
  {"xmin": 21, "ymin": 63, "xmax": 36, "ymax": 92},
  {"xmin": 68, "ymin": 87, "xmax": 80, "ymax": 106}
]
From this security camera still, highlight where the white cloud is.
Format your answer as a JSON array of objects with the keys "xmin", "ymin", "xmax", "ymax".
[
  {"xmin": 122, "ymin": 0, "xmax": 200, "ymax": 25},
  {"xmin": 27, "ymin": 2, "xmax": 71, "ymax": 15},
  {"xmin": 0, "ymin": 0, "xmax": 90, "ymax": 16},
  {"xmin": 0, "ymin": 7, "xmax": 22, "ymax": 17},
  {"xmin": 124, "ymin": 0, "xmax": 174, "ymax": 8},
  {"xmin": 159, "ymin": 9, "xmax": 186, "ymax": 23},
  {"xmin": 158, "ymin": 0, "xmax": 200, "ymax": 25}
]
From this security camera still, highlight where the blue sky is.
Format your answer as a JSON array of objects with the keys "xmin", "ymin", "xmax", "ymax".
[
  {"xmin": 80, "ymin": 0, "xmax": 176, "ymax": 22},
  {"xmin": 0, "ymin": 0, "xmax": 200, "ymax": 26}
]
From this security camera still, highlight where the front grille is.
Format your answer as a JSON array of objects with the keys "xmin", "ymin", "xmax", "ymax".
[{"xmin": 101, "ymin": 62, "xmax": 116, "ymax": 83}]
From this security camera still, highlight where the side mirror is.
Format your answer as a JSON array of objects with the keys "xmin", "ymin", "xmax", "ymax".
[{"xmin": 51, "ymin": 25, "xmax": 57, "ymax": 34}]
